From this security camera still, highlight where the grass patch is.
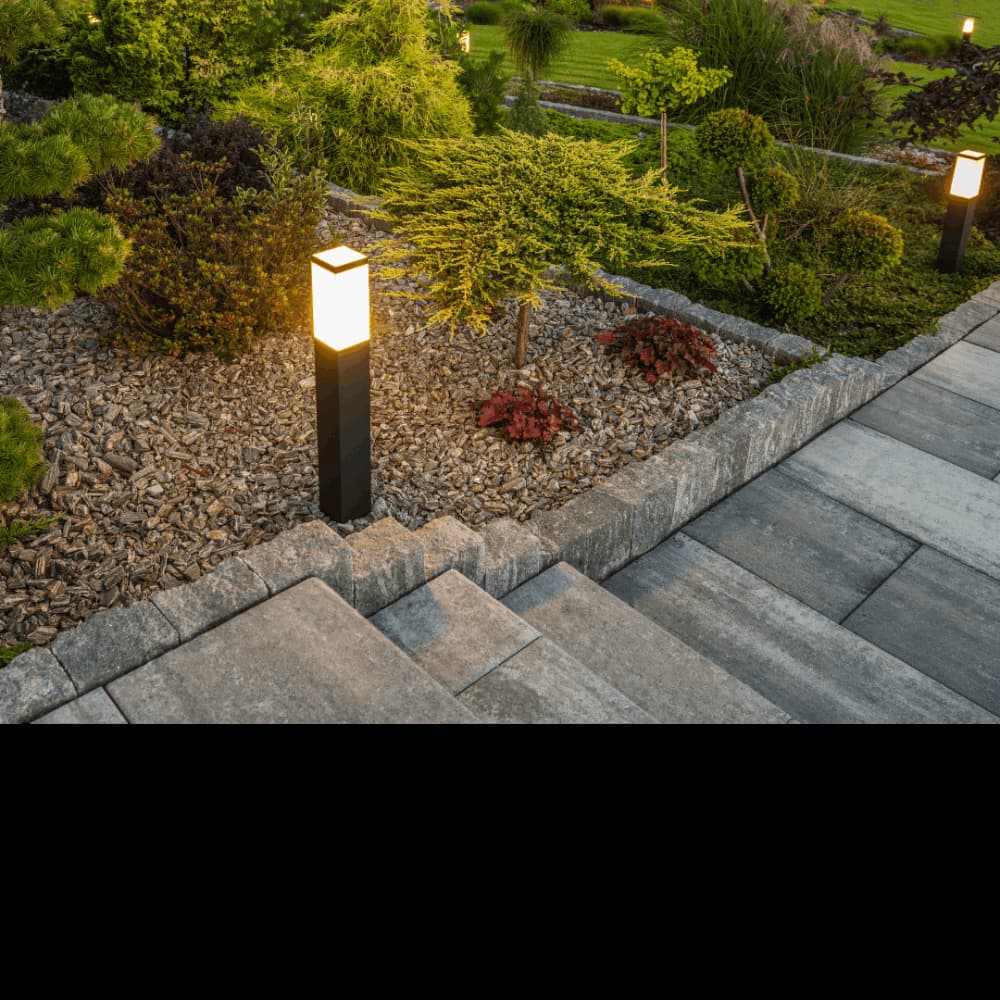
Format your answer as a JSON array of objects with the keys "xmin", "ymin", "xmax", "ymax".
[
  {"xmin": 468, "ymin": 24, "xmax": 647, "ymax": 89},
  {"xmin": 822, "ymin": 2, "xmax": 999, "ymax": 47},
  {"xmin": 545, "ymin": 110, "xmax": 1000, "ymax": 358},
  {"xmin": 0, "ymin": 643, "xmax": 32, "ymax": 668}
]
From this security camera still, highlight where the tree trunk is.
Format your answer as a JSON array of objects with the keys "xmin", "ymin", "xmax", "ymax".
[
  {"xmin": 660, "ymin": 110, "xmax": 668, "ymax": 183},
  {"xmin": 515, "ymin": 301, "xmax": 532, "ymax": 368},
  {"xmin": 736, "ymin": 165, "xmax": 771, "ymax": 271}
]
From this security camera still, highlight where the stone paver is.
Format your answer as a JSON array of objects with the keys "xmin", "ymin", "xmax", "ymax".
[
  {"xmin": 346, "ymin": 516, "xmax": 425, "ymax": 616},
  {"xmin": 108, "ymin": 578, "xmax": 476, "ymax": 724},
  {"xmin": 459, "ymin": 637, "xmax": 657, "ymax": 724},
  {"xmin": 371, "ymin": 569, "xmax": 538, "ymax": 694},
  {"xmin": 844, "ymin": 546, "xmax": 1000, "ymax": 715},
  {"xmin": 51, "ymin": 599, "xmax": 179, "ymax": 693},
  {"xmin": 505, "ymin": 561, "xmax": 789, "ymax": 724},
  {"xmin": 684, "ymin": 467, "xmax": 918, "ymax": 622},
  {"xmin": 604, "ymin": 534, "xmax": 995, "ymax": 724},
  {"xmin": 914, "ymin": 341, "xmax": 1000, "ymax": 409},
  {"xmin": 781, "ymin": 420, "xmax": 1000, "ymax": 582},
  {"xmin": 0, "ymin": 648, "xmax": 76, "ymax": 725},
  {"xmin": 966, "ymin": 315, "xmax": 1000, "ymax": 353},
  {"xmin": 851, "ymin": 379, "xmax": 1000, "ymax": 478},
  {"xmin": 151, "ymin": 557, "xmax": 269, "ymax": 643},
  {"xmin": 34, "ymin": 688, "xmax": 127, "ymax": 725},
  {"xmin": 241, "ymin": 520, "xmax": 352, "ymax": 600},
  {"xmin": 414, "ymin": 516, "xmax": 485, "ymax": 586},
  {"xmin": 479, "ymin": 517, "xmax": 554, "ymax": 598}
]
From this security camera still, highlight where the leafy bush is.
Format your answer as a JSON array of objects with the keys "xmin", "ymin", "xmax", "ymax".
[
  {"xmin": 696, "ymin": 107, "xmax": 773, "ymax": 170},
  {"xmin": 600, "ymin": 5, "xmax": 668, "ymax": 33},
  {"xmin": 539, "ymin": 0, "xmax": 592, "ymax": 25},
  {"xmin": 750, "ymin": 165, "xmax": 799, "ymax": 217},
  {"xmin": 596, "ymin": 315, "xmax": 718, "ymax": 382},
  {"xmin": 101, "ymin": 149, "xmax": 327, "ymax": 358},
  {"xmin": 760, "ymin": 262, "xmax": 822, "ymax": 323},
  {"xmin": 473, "ymin": 386, "xmax": 581, "ymax": 444},
  {"xmin": 222, "ymin": 0, "xmax": 473, "ymax": 194},
  {"xmin": 467, "ymin": 1, "xmax": 504, "ymax": 24},
  {"xmin": 0, "ymin": 397, "xmax": 45, "ymax": 504},
  {"xmin": 666, "ymin": 0, "xmax": 883, "ymax": 152},
  {"xmin": 688, "ymin": 231, "xmax": 768, "ymax": 289}
]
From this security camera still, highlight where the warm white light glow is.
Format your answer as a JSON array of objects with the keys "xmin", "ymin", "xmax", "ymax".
[
  {"xmin": 950, "ymin": 150, "xmax": 986, "ymax": 199},
  {"xmin": 459, "ymin": 30, "xmax": 471, "ymax": 54},
  {"xmin": 962, "ymin": 17, "xmax": 975, "ymax": 35},
  {"xmin": 311, "ymin": 247, "xmax": 370, "ymax": 351}
]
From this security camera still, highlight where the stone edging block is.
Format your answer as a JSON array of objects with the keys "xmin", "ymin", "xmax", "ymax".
[
  {"xmin": 480, "ymin": 518, "xmax": 555, "ymax": 598},
  {"xmin": 415, "ymin": 515, "xmax": 485, "ymax": 586},
  {"xmin": 0, "ymin": 648, "xmax": 76, "ymax": 725},
  {"xmin": 241, "ymin": 519, "xmax": 353, "ymax": 600},
  {"xmin": 347, "ymin": 515, "xmax": 426, "ymax": 616}
]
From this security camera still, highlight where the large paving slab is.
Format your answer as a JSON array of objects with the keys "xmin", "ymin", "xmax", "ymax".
[
  {"xmin": 684, "ymin": 467, "xmax": 917, "ymax": 622},
  {"xmin": 850, "ymin": 379, "xmax": 1000, "ymax": 479},
  {"xmin": 844, "ymin": 546, "xmax": 1000, "ymax": 716},
  {"xmin": 603, "ymin": 534, "xmax": 994, "ymax": 724},
  {"xmin": 34, "ymin": 688, "xmax": 128, "ymax": 725},
  {"xmin": 966, "ymin": 315, "xmax": 1000, "ymax": 353},
  {"xmin": 503, "ymin": 562, "xmax": 789, "ymax": 724},
  {"xmin": 780, "ymin": 420, "xmax": 1000, "ymax": 582},
  {"xmin": 107, "ymin": 578, "xmax": 476, "ymax": 724},
  {"xmin": 459, "ymin": 637, "xmax": 657, "ymax": 724},
  {"xmin": 913, "ymin": 341, "xmax": 1000, "ymax": 409},
  {"xmin": 371, "ymin": 569, "xmax": 538, "ymax": 694}
]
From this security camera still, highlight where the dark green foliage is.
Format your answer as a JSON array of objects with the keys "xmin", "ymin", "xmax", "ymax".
[
  {"xmin": 696, "ymin": 108, "xmax": 773, "ymax": 170},
  {"xmin": 467, "ymin": 2, "xmax": 504, "ymax": 25},
  {"xmin": 222, "ymin": 0, "xmax": 473, "ymax": 194},
  {"xmin": 0, "ymin": 397, "xmax": 45, "ymax": 504},
  {"xmin": 473, "ymin": 386, "xmax": 582, "ymax": 444},
  {"xmin": 504, "ymin": 6, "xmax": 570, "ymax": 78},
  {"xmin": 600, "ymin": 5, "xmax": 668, "ymax": 34},
  {"xmin": 458, "ymin": 51, "xmax": 510, "ymax": 134},
  {"xmin": 540, "ymin": 0, "xmax": 592, "ymax": 25},
  {"xmin": 687, "ymin": 231, "xmax": 768, "ymax": 289},
  {"xmin": 101, "ymin": 150, "xmax": 327, "ymax": 358},
  {"xmin": 508, "ymin": 76, "xmax": 549, "ymax": 135},
  {"xmin": 666, "ymin": 0, "xmax": 883, "ymax": 152},
  {"xmin": 0, "ymin": 513, "xmax": 60, "ymax": 549},
  {"xmin": 0, "ymin": 642, "xmax": 32, "ymax": 667},
  {"xmin": 760, "ymin": 262, "xmax": 822, "ymax": 323},
  {"xmin": 887, "ymin": 41, "xmax": 1000, "ymax": 144},
  {"xmin": 879, "ymin": 33, "xmax": 961, "ymax": 62},
  {"xmin": 751, "ymin": 165, "xmax": 799, "ymax": 217},
  {"xmin": 596, "ymin": 314, "xmax": 718, "ymax": 382},
  {"xmin": 828, "ymin": 209, "xmax": 904, "ymax": 276}
]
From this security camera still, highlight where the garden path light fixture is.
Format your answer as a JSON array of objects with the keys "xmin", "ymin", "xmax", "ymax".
[
  {"xmin": 311, "ymin": 246, "xmax": 372, "ymax": 523},
  {"xmin": 459, "ymin": 30, "xmax": 471, "ymax": 54},
  {"xmin": 937, "ymin": 150, "xmax": 986, "ymax": 274},
  {"xmin": 962, "ymin": 18, "xmax": 975, "ymax": 44}
]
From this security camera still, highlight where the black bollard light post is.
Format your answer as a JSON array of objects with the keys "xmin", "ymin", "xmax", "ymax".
[{"xmin": 937, "ymin": 150, "xmax": 986, "ymax": 274}]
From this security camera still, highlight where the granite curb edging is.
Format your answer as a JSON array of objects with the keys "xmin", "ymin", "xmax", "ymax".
[{"xmin": 4, "ymin": 190, "xmax": 999, "ymax": 722}]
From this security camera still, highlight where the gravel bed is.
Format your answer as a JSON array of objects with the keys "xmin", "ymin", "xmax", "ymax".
[{"xmin": 0, "ymin": 208, "xmax": 771, "ymax": 649}]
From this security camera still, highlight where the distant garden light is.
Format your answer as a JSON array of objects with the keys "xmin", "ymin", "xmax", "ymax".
[
  {"xmin": 937, "ymin": 149, "xmax": 986, "ymax": 274},
  {"xmin": 459, "ymin": 30, "xmax": 471, "ymax": 54},
  {"xmin": 311, "ymin": 246, "xmax": 372, "ymax": 523},
  {"xmin": 962, "ymin": 17, "xmax": 975, "ymax": 43}
]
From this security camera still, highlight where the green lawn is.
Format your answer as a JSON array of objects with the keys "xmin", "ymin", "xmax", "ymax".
[
  {"xmin": 822, "ymin": 2, "xmax": 998, "ymax": 46},
  {"xmin": 467, "ymin": 24, "xmax": 648, "ymax": 89}
]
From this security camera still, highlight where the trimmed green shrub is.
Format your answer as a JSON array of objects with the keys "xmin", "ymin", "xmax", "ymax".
[
  {"xmin": 540, "ymin": 0, "xmax": 592, "ymax": 25},
  {"xmin": 688, "ymin": 231, "xmax": 768, "ymax": 289},
  {"xmin": 458, "ymin": 51, "xmax": 510, "ymax": 134},
  {"xmin": 101, "ymin": 146, "xmax": 327, "ymax": 358},
  {"xmin": 221, "ymin": 0, "xmax": 473, "ymax": 194},
  {"xmin": 600, "ymin": 5, "xmax": 668, "ymax": 33},
  {"xmin": 0, "ymin": 397, "xmax": 45, "ymax": 504},
  {"xmin": 750, "ymin": 165, "xmax": 799, "ymax": 217},
  {"xmin": 827, "ymin": 210, "xmax": 904, "ymax": 277},
  {"xmin": 760, "ymin": 262, "xmax": 822, "ymax": 323},
  {"xmin": 696, "ymin": 107, "xmax": 773, "ymax": 171},
  {"xmin": 467, "ymin": 2, "xmax": 504, "ymax": 25}
]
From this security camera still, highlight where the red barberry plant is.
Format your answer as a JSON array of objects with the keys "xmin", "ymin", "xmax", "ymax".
[
  {"xmin": 596, "ymin": 316, "xmax": 718, "ymax": 384},
  {"xmin": 472, "ymin": 386, "xmax": 581, "ymax": 445}
]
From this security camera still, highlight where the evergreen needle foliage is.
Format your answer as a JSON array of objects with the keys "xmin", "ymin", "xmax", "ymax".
[
  {"xmin": 376, "ymin": 129, "xmax": 748, "ymax": 364},
  {"xmin": 0, "ymin": 397, "xmax": 45, "ymax": 504}
]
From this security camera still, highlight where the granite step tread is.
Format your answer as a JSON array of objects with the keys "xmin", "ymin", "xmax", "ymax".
[
  {"xmin": 603, "ymin": 534, "xmax": 996, "ymax": 725},
  {"xmin": 106, "ymin": 578, "xmax": 477, "ymax": 724},
  {"xmin": 503, "ymin": 561, "xmax": 790, "ymax": 724}
]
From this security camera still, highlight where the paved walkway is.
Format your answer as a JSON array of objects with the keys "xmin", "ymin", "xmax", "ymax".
[{"xmin": 5, "ymin": 291, "xmax": 1000, "ymax": 723}]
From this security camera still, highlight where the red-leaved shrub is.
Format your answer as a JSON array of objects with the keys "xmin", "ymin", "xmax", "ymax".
[
  {"xmin": 596, "ymin": 315, "xmax": 718, "ymax": 383},
  {"xmin": 472, "ymin": 386, "xmax": 581, "ymax": 444}
]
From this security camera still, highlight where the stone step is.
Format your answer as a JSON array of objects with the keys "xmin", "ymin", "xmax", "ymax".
[
  {"xmin": 106, "ymin": 578, "xmax": 477, "ymax": 724},
  {"xmin": 371, "ymin": 569, "xmax": 653, "ymax": 723},
  {"xmin": 604, "ymin": 534, "xmax": 996, "ymax": 725},
  {"xmin": 503, "ymin": 562, "xmax": 790, "ymax": 724}
]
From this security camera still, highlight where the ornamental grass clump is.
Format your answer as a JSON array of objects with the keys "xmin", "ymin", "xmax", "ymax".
[
  {"xmin": 473, "ymin": 386, "xmax": 581, "ymax": 445},
  {"xmin": 596, "ymin": 316, "xmax": 718, "ymax": 383},
  {"xmin": 0, "ymin": 397, "xmax": 46, "ymax": 504}
]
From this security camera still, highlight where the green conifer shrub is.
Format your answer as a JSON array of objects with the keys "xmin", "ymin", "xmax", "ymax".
[
  {"xmin": 458, "ymin": 51, "xmax": 510, "ymax": 135},
  {"xmin": 822, "ymin": 209, "xmax": 903, "ymax": 303},
  {"xmin": 221, "ymin": 0, "xmax": 473, "ymax": 194},
  {"xmin": 760, "ymin": 262, "xmax": 823, "ymax": 324},
  {"xmin": 0, "ymin": 397, "xmax": 45, "ymax": 504}
]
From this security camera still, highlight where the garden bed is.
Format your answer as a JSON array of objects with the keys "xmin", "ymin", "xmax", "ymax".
[{"xmin": 0, "ymin": 207, "xmax": 770, "ymax": 651}]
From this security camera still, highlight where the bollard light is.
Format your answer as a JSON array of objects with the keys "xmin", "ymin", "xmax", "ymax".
[
  {"xmin": 311, "ymin": 246, "xmax": 372, "ymax": 522},
  {"xmin": 459, "ymin": 30, "xmax": 471, "ymax": 54},
  {"xmin": 937, "ymin": 150, "xmax": 986, "ymax": 274},
  {"xmin": 962, "ymin": 17, "xmax": 974, "ymax": 43}
]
